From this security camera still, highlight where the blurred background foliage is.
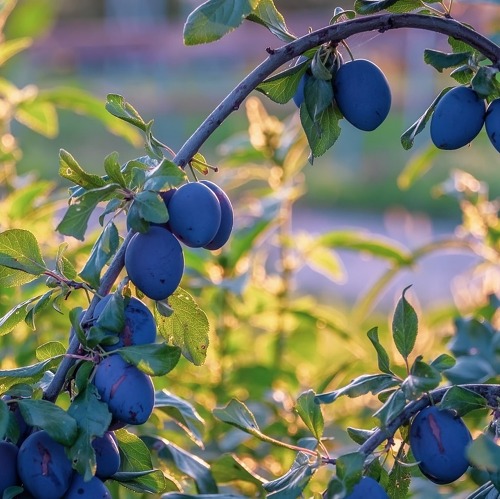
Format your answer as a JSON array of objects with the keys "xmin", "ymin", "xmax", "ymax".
[{"xmin": 1, "ymin": 0, "xmax": 500, "ymax": 497}]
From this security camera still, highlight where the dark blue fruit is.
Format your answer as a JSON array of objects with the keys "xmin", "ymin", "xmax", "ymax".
[
  {"xmin": 293, "ymin": 73, "xmax": 309, "ymax": 108},
  {"xmin": 409, "ymin": 405, "xmax": 472, "ymax": 484},
  {"xmin": 200, "ymin": 180, "xmax": 234, "ymax": 250},
  {"xmin": 430, "ymin": 86, "xmax": 485, "ymax": 150},
  {"xmin": 93, "ymin": 431, "xmax": 120, "ymax": 479},
  {"xmin": 65, "ymin": 473, "xmax": 111, "ymax": 498},
  {"xmin": 333, "ymin": 59, "xmax": 391, "ymax": 131},
  {"xmin": 167, "ymin": 182, "xmax": 222, "ymax": 247},
  {"xmin": 93, "ymin": 295, "xmax": 156, "ymax": 351},
  {"xmin": 346, "ymin": 476, "xmax": 388, "ymax": 498},
  {"xmin": 485, "ymin": 98, "xmax": 500, "ymax": 153},
  {"xmin": 93, "ymin": 354, "xmax": 154, "ymax": 425},
  {"xmin": 17, "ymin": 430, "xmax": 73, "ymax": 499},
  {"xmin": 125, "ymin": 226, "xmax": 184, "ymax": 301},
  {"xmin": 0, "ymin": 441, "xmax": 20, "ymax": 494}
]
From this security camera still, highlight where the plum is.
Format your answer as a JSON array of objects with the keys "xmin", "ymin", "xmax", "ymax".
[
  {"xmin": 293, "ymin": 72, "xmax": 309, "ymax": 108},
  {"xmin": 0, "ymin": 440, "xmax": 20, "ymax": 494},
  {"xmin": 333, "ymin": 59, "xmax": 391, "ymax": 131},
  {"xmin": 2, "ymin": 395, "xmax": 31, "ymax": 445},
  {"xmin": 125, "ymin": 226, "xmax": 184, "ymax": 301},
  {"xmin": 93, "ymin": 354, "xmax": 154, "ymax": 425},
  {"xmin": 346, "ymin": 476, "xmax": 388, "ymax": 498},
  {"xmin": 409, "ymin": 405, "xmax": 471, "ymax": 484},
  {"xmin": 65, "ymin": 473, "xmax": 111, "ymax": 498},
  {"xmin": 167, "ymin": 182, "xmax": 222, "ymax": 247},
  {"xmin": 17, "ymin": 430, "xmax": 73, "ymax": 499},
  {"xmin": 92, "ymin": 431, "xmax": 120, "ymax": 479},
  {"xmin": 485, "ymin": 98, "xmax": 500, "ymax": 153},
  {"xmin": 200, "ymin": 180, "xmax": 234, "ymax": 250},
  {"xmin": 93, "ymin": 295, "xmax": 156, "ymax": 351},
  {"xmin": 430, "ymin": 86, "xmax": 485, "ymax": 150}
]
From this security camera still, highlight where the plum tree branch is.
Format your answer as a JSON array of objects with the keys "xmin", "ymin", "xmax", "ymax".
[{"xmin": 173, "ymin": 12, "xmax": 499, "ymax": 168}]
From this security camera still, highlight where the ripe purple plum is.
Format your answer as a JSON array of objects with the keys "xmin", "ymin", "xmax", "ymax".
[
  {"xmin": 485, "ymin": 98, "xmax": 500, "ymax": 153},
  {"xmin": 200, "ymin": 180, "xmax": 234, "ymax": 250},
  {"xmin": 167, "ymin": 182, "xmax": 222, "ymax": 247},
  {"xmin": 430, "ymin": 86, "xmax": 485, "ymax": 150},
  {"xmin": 125, "ymin": 226, "xmax": 184, "ymax": 301},
  {"xmin": 93, "ymin": 354, "xmax": 154, "ymax": 425},
  {"xmin": 346, "ymin": 476, "xmax": 388, "ymax": 498},
  {"xmin": 409, "ymin": 405, "xmax": 472, "ymax": 484},
  {"xmin": 333, "ymin": 59, "xmax": 391, "ymax": 131},
  {"xmin": 65, "ymin": 473, "xmax": 111, "ymax": 498},
  {"xmin": 17, "ymin": 430, "xmax": 73, "ymax": 499},
  {"xmin": 92, "ymin": 431, "xmax": 120, "ymax": 479},
  {"xmin": 93, "ymin": 295, "xmax": 156, "ymax": 351},
  {"xmin": 0, "ymin": 441, "xmax": 20, "ymax": 494}
]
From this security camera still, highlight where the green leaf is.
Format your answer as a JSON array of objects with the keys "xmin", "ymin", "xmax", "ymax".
[
  {"xmin": 305, "ymin": 77, "xmax": 334, "ymax": 121},
  {"xmin": 392, "ymin": 286, "xmax": 418, "ymax": 362},
  {"xmin": 444, "ymin": 356, "xmax": 494, "ymax": 384},
  {"xmin": 0, "ymin": 358, "xmax": 60, "ymax": 392},
  {"xmin": 450, "ymin": 65, "xmax": 474, "ymax": 85},
  {"xmin": 430, "ymin": 353, "xmax": 456, "ymax": 372},
  {"xmin": 256, "ymin": 61, "xmax": 308, "ymax": 105},
  {"xmin": 337, "ymin": 452, "xmax": 365, "ymax": 491},
  {"xmin": 87, "ymin": 292, "xmax": 125, "ymax": 348},
  {"xmin": 0, "ymin": 295, "xmax": 42, "ymax": 335},
  {"xmin": 467, "ymin": 434, "xmax": 500, "ymax": 472},
  {"xmin": 143, "ymin": 158, "xmax": 186, "ymax": 191},
  {"xmin": 423, "ymin": 49, "xmax": 471, "ymax": 72},
  {"xmin": 67, "ymin": 384, "xmax": 112, "ymax": 480},
  {"xmin": 104, "ymin": 151, "xmax": 126, "ymax": 187},
  {"xmin": 0, "ymin": 229, "xmax": 46, "ymax": 276},
  {"xmin": 315, "ymin": 374, "xmax": 401, "ymax": 404},
  {"xmin": 55, "ymin": 243, "xmax": 78, "ymax": 280},
  {"xmin": 143, "ymin": 436, "xmax": 218, "ymax": 494},
  {"xmin": 0, "ymin": 399, "xmax": 9, "ymax": 440},
  {"xmin": 386, "ymin": 0, "xmax": 424, "ymax": 13},
  {"xmin": 439, "ymin": 386, "xmax": 487, "ymax": 416},
  {"xmin": 105, "ymin": 94, "xmax": 148, "ymax": 132},
  {"xmin": 2, "ymin": 486, "xmax": 25, "ymax": 499},
  {"xmin": 397, "ymin": 144, "xmax": 439, "ymax": 190},
  {"xmin": 373, "ymin": 389, "xmax": 406, "ymax": 427},
  {"xmin": 346, "ymin": 427, "xmax": 376, "ymax": 445},
  {"xmin": 300, "ymin": 103, "xmax": 341, "ymax": 161},
  {"xmin": 133, "ymin": 190, "xmax": 169, "ymax": 224},
  {"xmin": 0, "ymin": 36, "xmax": 32, "ymax": 65},
  {"xmin": 116, "ymin": 343, "xmax": 181, "ymax": 376},
  {"xmin": 213, "ymin": 398, "xmax": 261, "ymax": 434},
  {"xmin": 35, "ymin": 341, "xmax": 66, "ymax": 362},
  {"xmin": 59, "ymin": 149, "xmax": 107, "ymax": 191},
  {"xmin": 154, "ymin": 390, "xmax": 205, "ymax": 448},
  {"xmin": 471, "ymin": 65, "xmax": 499, "ymax": 97},
  {"xmin": 330, "ymin": 7, "xmax": 356, "ymax": 23},
  {"xmin": 263, "ymin": 452, "xmax": 316, "ymax": 498},
  {"xmin": 79, "ymin": 222, "xmax": 120, "ymax": 288},
  {"xmin": 211, "ymin": 454, "xmax": 265, "ymax": 486},
  {"xmin": 246, "ymin": 0, "xmax": 295, "ymax": 43},
  {"xmin": 114, "ymin": 428, "xmax": 169, "ymax": 493},
  {"xmin": 317, "ymin": 230, "xmax": 411, "ymax": 264},
  {"xmin": 18, "ymin": 399, "xmax": 78, "ymax": 445},
  {"xmin": 367, "ymin": 327, "xmax": 392, "ymax": 374},
  {"xmin": 15, "ymin": 99, "xmax": 58, "ymax": 137},
  {"xmin": 295, "ymin": 390, "xmax": 324, "ymax": 440},
  {"xmin": 183, "ymin": 0, "xmax": 256, "ymax": 45},
  {"xmin": 401, "ymin": 87, "xmax": 451, "ymax": 150},
  {"xmin": 161, "ymin": 495, "xmax": 245, "ymax": 499},
  {"xmin": 387, "ymin": 448, "xmax": 411, "ymax": 499},
  {"xmin": 57, "ymin": 185, "xmax": 120, "ymax": 241},
  {"xmin": 155, "ymin": 288, "xmax": 209, "ymax": 366},
  {"xmin": 354, "ymin": 0, "xmax": 400, "ymax": 15},
  {"xmin": 401, "ymin": 358, "xmax": 441, "ymax": 399}
]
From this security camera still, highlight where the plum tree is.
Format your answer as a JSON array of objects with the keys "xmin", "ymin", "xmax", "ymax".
[
  {"xmin": 333, "ymin": 59, "xmax": 391, "ymax": 131},
  {"xmin": 93, "ymin": 295, "xmax": 156, "ymax": 350},
  {"xmin": 430, "ymin": 86, "xmax": 486, "ymax": 150},
  {"xmin": 65, "ymin": 473, "xmax": 111, "ymax": 498},
  {"xmin": 485, "ymin": 98, "xmax": 500, "ymax": 153},
  {"xmin": 409, "ymin": 405, "xmax": 472, "ymax": 484},
  {"xmin": 124, "ymin": 226, "xmax": 184, "ymax": 301},
  {"xmin": 92, "ymin": 431, "xmax": 120, "ymax": 479},
  {"xmin": 0, "ymin": 441, "xmax": 20, "ymax": 494},
  {"xmin": 346, "ymin": 476, "xmax": 388, "ymax": 498},
  {"xmin": 93, "ymin": 354, "xmax": 154, "ymax": 425},
  {"xmin": 17, "ymin": 430, "xmax": 73, "ymax": 499},
  {"xmin": 200, "ymin": 180, "xmax": 234, "ymax": 250},
  {"xmin": 167, "ymin": 182, "xmax": 222, "ymax": 247}
]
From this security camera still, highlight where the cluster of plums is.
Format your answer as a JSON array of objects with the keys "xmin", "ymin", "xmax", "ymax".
[
  {"xmin": 430, "ymin": 87, "xmax": 500, "ymax": 152},
  {"xmin": 125, "ymin": 179, "xmax": 233, "ymax": 301},
  {"xmin": 294, "ymin": 56, "xmax": 392, "ymax": 132},
  {"xmin": 0, "ymin": 406, "xmax": 119, "ymax": 497}
]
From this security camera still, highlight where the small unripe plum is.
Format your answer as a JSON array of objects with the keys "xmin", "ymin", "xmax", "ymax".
[
  {"xmin": 430, "ymin": 86, "xmax": 485, "ymax": 150},
  {"xmin": 65, "ymin": 473, "xmax": 111, "ymax": 498},
  {"xmin": 409, "ymin": 405, "xmax": 471, "ymax": 484},
  {"xmin": 125, "ymin": 226, "xmax": 184, "ymax": 301},
  {"xmin": 333, "ymin": 59, "xmax": 391, "ymax": 131},
  {"xmin": 167, "ymin": 182, "xmax": 222, "ymax": 248},
  {"xmin": 92, "ymin": 431, "xmax": 120, "ymax": 479},
  {"xmin": 0, "ymin": 441, "xmax": 20, "ymax": 494},
  {"xmin": 485, "ymin": 98, "xmax": 500, "ymax": 153},
  {"xmin": 200, "ymin": 180, "xmax": 234, "ymax": 250},
  {"xmin": 17, "ymin": 430, "xmax": 73, "ymax": 499},
  {"xmin": 93, "ymin": 295, "xmax": 156, "ymax": 351},
  {"xmin": 346, "ymin": 477, "xmax": 388, "ymax": 498},
  {"xmin": 93, "ymin": 354, "xmax": 154, "ymax": 425}
]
